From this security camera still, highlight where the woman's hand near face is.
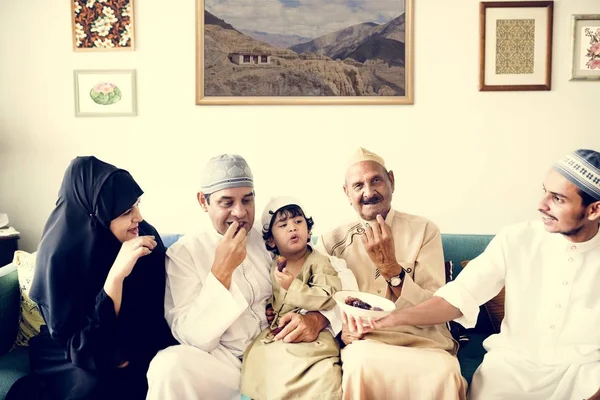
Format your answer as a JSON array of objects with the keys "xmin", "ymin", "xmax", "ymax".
[
  {"xmin": 104, "ymin": 235, "xmax": 156, "ymax": 315},
  {"xmin": 108, "ymin": 235, "xmax": 157, "ymax": 282}
]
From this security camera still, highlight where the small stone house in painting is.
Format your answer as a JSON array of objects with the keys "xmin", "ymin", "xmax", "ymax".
[{"xmin": 229, "ymin": 51, "xmax": 271, "ymax": 65}]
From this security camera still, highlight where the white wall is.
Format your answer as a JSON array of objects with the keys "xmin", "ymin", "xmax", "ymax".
[{"xmin": 1, "ymin": 0, "xmax": 599, "ymax": 252}]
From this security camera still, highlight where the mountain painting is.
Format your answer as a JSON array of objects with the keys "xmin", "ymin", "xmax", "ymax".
[{"xmin": 196, "ymin": 0, "xmax": 413, "ymax": 104}]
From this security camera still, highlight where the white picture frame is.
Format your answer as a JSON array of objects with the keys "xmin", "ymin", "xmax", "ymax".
[
  {"xmin": 570, "ymin": 14, "xmax": 600, "ymax": 81},
  {"xmin": 74, "ymin": 69, "xmax": 137, "ymax": 117}
]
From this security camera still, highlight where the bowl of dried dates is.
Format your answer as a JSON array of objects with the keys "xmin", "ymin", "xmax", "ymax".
[{"xmin": 334, "ymin": 290, "xmax": 396, "ymax": 320}]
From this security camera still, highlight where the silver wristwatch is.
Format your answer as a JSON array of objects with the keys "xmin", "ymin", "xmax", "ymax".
[{"xmin": 387, "ymin": 268, "xmax": 406, "ymax": 287}]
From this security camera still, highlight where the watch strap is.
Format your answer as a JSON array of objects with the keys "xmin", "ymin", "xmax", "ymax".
[{"xmin": 387, "ymin": 267, "xmax": 406, "ymax": 286}]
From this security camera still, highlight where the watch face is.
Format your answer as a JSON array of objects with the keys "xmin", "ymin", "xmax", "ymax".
[{"xmin": 390, "ymin": 276, "xmax": 401, "ymax": 287}]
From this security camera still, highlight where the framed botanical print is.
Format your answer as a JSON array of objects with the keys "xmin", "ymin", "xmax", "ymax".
[
  {"xmin": 570, "ymin": 14, "xmax": 600, "ymax": 81},
  {"xmin": 74, "ymin": 70, "xmax": 137, "ymax": 117}
]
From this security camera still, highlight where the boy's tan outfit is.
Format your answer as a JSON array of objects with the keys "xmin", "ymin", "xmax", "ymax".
[{"xmin": 241, "ymin": 249, "xmax": 343, "ymax": 400}]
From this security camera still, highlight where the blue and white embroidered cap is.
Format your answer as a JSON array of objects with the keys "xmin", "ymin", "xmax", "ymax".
[{"xmin": 553, "ymin": 149, "xmax": 600, "ymax": 201}]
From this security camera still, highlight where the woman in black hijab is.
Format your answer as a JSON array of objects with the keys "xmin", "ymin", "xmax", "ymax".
[{"xmin": 7, "ymin": 156, "xmax": 175, "ymax": 400}]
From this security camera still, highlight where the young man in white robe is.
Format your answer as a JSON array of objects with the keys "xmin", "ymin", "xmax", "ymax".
[
  {"xmin": 361, "ymin": 149, "xmax": 600, "ymax": 400},
  {"xmin": 145, "ymin": 154, "xmax": 355, "ymax": 400}
]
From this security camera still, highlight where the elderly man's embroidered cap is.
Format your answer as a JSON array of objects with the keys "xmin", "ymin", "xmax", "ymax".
[
  {"xmin": 346, "ymin": 147, "xmax": 386, "ymax": 171},
  {"xmin": 200, "ymin": 154, "xmax": 253, "ymax": 195},
  {"xmin": 553, "ymin": 149, "xmax": 600, "ymax": 201}
]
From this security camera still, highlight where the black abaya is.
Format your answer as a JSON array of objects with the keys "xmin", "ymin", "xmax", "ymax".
[{"xmin": 7, "ymin": 156, "xmax": 175, "ymax": 400}]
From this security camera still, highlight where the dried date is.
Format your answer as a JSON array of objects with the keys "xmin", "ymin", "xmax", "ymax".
[{"xmin": 345, "ymin": 296, "xmax": 383, "ymax": 311}]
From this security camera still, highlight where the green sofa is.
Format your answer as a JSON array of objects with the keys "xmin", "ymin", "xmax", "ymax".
[
  {"xmin": 0, "ymin": 233, "xmax": 495, "ymax": 399},
  {"xmin": 0, "ymin": 263, "xmax": 28, "ymax": 400}
]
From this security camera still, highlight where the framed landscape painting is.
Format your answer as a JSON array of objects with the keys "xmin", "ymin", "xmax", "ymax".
[
  {"xmin": 196, "ymin": 0, "xmax": 414, "ymax": 105},
  {"xmin": 570, "ymin": 14, "xmax": 600, "ymax": 81}
]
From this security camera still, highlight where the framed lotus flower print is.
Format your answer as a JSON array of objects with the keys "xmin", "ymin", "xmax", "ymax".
[
  {"xmin": 71, "ymin": 0, "xmax": 135, "ymax": 51},
  {"xmin": 195, "ymin": 0, "xmax": 414, "ymax": 105},
  {"xmin": 73, "ymin": 70, "xmax": 137, "ymax": 117},
  {"xmin": 570, "ymin": 15, "xmax": 600, "ymax": 81}
]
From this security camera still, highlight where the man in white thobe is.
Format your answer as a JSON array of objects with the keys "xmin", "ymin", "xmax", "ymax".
[
  {"xmin": 146, "ymin": 154, "xmax": 354, "ymax": 400},
  {"xmin": 369, "ymin": 149, "xmax": 600, "ymax": 400}
]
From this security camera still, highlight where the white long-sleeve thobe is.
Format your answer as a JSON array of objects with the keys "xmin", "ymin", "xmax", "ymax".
[
  {"xmin": 164, "ymin": 227, "xmax": 272, "ymax": 359},
  {"xmin": 436, "ymin": 221, "xmax": 600, "ymax": 400},
  {"xmin": 147, "ymin": 227, "xmax": 357, "ymax": 400}
]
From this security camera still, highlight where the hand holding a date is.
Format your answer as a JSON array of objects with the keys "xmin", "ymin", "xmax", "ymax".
[{"xmin": 211, "ymin": 221, "xmax": 247, "ymax": 288}]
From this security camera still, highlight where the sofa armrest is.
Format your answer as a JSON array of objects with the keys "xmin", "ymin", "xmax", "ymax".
[{"xmin": 0, "ymin": 263, "xmax": 19, "ymax": 357}]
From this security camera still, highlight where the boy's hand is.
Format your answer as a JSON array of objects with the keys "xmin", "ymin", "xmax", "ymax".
[{"xmin": 274, "ymin": 268, "xmax": 294, "ymax": 290}]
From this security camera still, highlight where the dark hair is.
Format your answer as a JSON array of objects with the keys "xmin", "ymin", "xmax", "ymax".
[
  {"xmin": 262, "ymin": 205, "xmax": 314, "ymax": 254},
  {"xmin": 578, "ymin": 189, "xmax": 598, "ymax": 207}
]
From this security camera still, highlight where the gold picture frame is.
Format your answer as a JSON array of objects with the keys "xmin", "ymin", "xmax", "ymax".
[
  {"xmin": 71, "ymin": 0, "xmax": 135, "ymax": 51},
  {"xmin": 479, "ymin": 1, "xmax": 554, "ymax": 92},
  {"xmin": 196, "ymin": 0, "xmax": 414, "ymax": 105}
]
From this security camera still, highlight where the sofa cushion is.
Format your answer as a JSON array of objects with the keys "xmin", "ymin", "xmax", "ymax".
[
  {"xmin": 441, "ymin": 234, "xmax": 494, "ymax": 277},
  {"xmin": 0, "ymin": 265, "xmax": 19, "ymax": 357},
  {"xmin": 12, "ymin": 251, "xmax": 44, "ymax": 348},
  {"xmin": 457, "ymin": 332, "xmax": 487, "ymax": 385},
  {"xmin": 461, "ymin": 260, "xmax": 505, "ymax": 333},
  {"xmin": 161, "ymin": 233, "xmax": 183, "ymax": 249},
  {"xmin": 0, "ymin": 346, "xmax": 29, "ymax": 399}
]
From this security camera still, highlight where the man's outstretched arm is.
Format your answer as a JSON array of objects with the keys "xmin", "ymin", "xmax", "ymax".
[{"xmin": 371, "ymin": 296, "xmax": 462, "ymax": 330}]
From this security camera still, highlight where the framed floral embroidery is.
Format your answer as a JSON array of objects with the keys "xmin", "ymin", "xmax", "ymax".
[
  {"xmin": 570, "ymin": 14, "xmax": 600, "ymax": 81},
  {"xmin": 71, "ymin": 0, "xmax": 135, "ymax": 51}
]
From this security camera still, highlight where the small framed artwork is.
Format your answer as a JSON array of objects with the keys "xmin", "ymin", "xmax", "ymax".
[
  {"xmin": 71, "ymin": 0, "xmax": 135, "ymax": 51},
  {"xmin": 570, "ymin": 14, "xmax": 600, "ymax": 81},
  {"xmin": 196, "ymin": 0, "xmax": 414, "ymax": 105},
  {"xmin": 73, "ymin": 70, "xmax": 137, "ymax": 117},
  {"xmin": 479, "ymin": 1, "xmax": 554, "ymax": 91}
]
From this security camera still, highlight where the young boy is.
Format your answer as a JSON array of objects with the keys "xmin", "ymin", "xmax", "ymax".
[{"xmin": 241, "ymin": 197, "xmax": 343, "ymax": 400}]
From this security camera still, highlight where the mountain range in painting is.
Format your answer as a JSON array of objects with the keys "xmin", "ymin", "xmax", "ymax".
[{"xmin": 203, "ymin": 9, "xmax": 406, "ymax": 97}]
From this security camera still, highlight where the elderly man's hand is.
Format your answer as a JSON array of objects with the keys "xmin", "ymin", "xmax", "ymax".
[
  {"xmin": 274, "ymin": 312, "xmax": 327, "ymax": 343},
  {"xmin": 361, "ymin": 214, "xmax": 401, "ymax": 278},
  {"xmin": 587, "ymin": 387, "xmax": 600, "ymax": 400}
]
